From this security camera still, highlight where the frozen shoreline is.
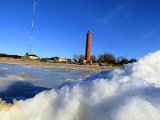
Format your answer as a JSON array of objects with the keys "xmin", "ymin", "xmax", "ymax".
[
  {"xmin": 1, "ymin": 51, "xmax": 160, "ymax": 120},
  {"xmin": 0, "ymin": 57, "xmax": 120, "ymax": 72}
]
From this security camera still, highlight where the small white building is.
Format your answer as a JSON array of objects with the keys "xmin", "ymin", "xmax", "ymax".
[
  {"xmin": 28, "ymin": 54, "xmax": 39, "ymax": 60},
  {"xmin": 23, "ymin": 53, "xmax": 39, "ymax": 60},
  {"xmin": 58, "ymin": 58, "xmax": 68, "ymax": 62}
]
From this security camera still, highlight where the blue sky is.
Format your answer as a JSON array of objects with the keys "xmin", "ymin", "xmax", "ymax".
[{"xmin": 0, "ymin": 0, "xmax": 160, "ymax": 59}]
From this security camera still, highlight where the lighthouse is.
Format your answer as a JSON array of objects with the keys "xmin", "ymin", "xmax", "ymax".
[{"xmin": 85, "ymin": 31, "xmax": 92, "ymax": 63}]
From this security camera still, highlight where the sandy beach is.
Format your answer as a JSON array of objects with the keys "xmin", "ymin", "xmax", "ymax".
[{"xmin": 0, "ymin": 57, "xmax": 120, "ymax": 72}]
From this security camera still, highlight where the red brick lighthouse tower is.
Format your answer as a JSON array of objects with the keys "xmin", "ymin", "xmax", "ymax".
[{"xmin": 85, "ymin": 31, "xmax": 92, "ymax": 63}]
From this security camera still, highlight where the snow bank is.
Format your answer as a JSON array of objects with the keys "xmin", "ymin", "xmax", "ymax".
[{"xmin": 1, "ymin": 51, "xmax": 160, "ymax": 120}]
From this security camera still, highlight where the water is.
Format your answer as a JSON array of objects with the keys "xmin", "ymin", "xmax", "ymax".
[
  {"xmin": 0, "ymin": 63, "xmax": 91, "ymax": 102},
  {"xmin": 1, "ymin": 51, "xmax": 160, "ymax": 120}
]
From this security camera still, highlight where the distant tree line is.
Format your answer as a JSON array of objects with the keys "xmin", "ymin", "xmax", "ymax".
[
  {"xmin": 40, "ymin": 56, "xmax": 61, "ymax": 62},
  {"xmin": 73, "ymin": 53, "xmax": 137, "ymax": 66},
  {"xmin": 0, "ymin": 52, "xmax": 137, "ymax": 66},
  {"xmin": 40, "ymin": 56, "xmax": 72, "ymax": 63},
  {"xmin": 0, "ymin": 53, "xmax": 22, "ymax": 58}
]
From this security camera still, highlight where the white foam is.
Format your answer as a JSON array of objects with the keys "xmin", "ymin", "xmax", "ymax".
[{"xmin": 1, "ymin": 51, "xmax": 160, "ymax": 120}]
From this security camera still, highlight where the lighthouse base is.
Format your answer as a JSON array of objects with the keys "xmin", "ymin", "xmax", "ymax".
[{"xmin": 83, "ymin": 60, "xmax": 92, "ymax": 65}]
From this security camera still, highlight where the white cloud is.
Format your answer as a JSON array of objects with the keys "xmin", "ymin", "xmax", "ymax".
[
  {"xmin": 99, "ymin": 5, "xmax": 126, "ymax": 24},
  {"xmin": 141, "ymin": 30, "xmax": 158, "ymax": 40}
]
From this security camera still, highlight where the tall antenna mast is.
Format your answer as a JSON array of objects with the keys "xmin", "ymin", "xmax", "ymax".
[{"xmin": 29, "ymin": 0, "xmax": 36, "ymax": 54}]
